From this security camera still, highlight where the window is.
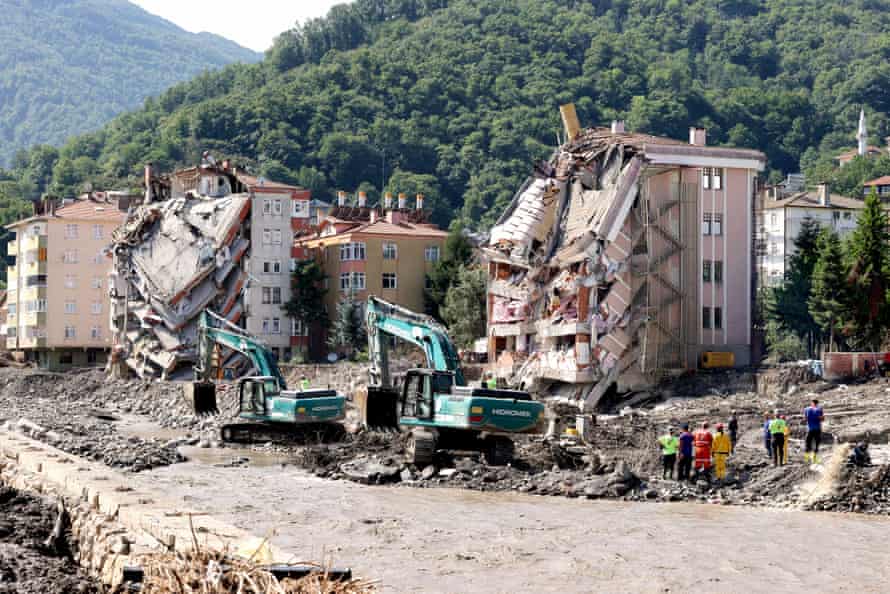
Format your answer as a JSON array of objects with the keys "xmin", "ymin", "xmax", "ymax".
[
  {"xmin": 92, "ymin": 225, "xmax": 103, "ymax": 240},
  {"xmin": 26, "ymin": 300, "xmax": 46, "ymax": 313},
  {"xmin": 703, "ymin": 260, "xmax": 712, "ymax": 283},
  {"xmin": 382, "ymin": 273, "xmax": 397, "ymax": 289},
  {"xmin": 64, "ymin": 301, "xmax": 76, "ymax": 314},
  {"xmin": 263, "ymin": 200, "xmax": 271, "ymax": 215},
  {"xmin": 339, "ymin": 242, "xmax": 367, "ymax": 261},
  {"xmin": 272, "ymin": 229, "xmax": 282, "ymax": 245},
  {"xmin": 290, "ymin": 258, "xmax": 298, "ymax": 272},
  {"xmin": 90, "ymin": 326, "xmax": 101, "ymax": 340},
  {"xmin": 832, "ymin": 211, "xmax": 840, "ymax": 223},
  {"xmin": 713, "ymin": 261, "xmax": 723, "ymax": 284},
  {"xmin": 87, "ymin": 350, "xmax": 98, "ymax": 364},
  {"xmin": 351, "ymin": 272, "xmax": 366, "ymax": 291},
  {"xmin": 703, "ymin": 307, "xmax": 711, "ymax": 329},
  {"xmin": 770, "ymin": 213, "xmax": 777, "ymax": 226},
  {"xmin": 91, "ymin": 301, "xmax": 102, "ymax": 315},
  {"xmin": 844, "ymin": 212, "xmax": 852, "ymax": 220},
  {"xmin": 702, "ymin": 168, "xmax": 711, "ymax": 190},
  {"xmin": 64, "ymin": 326, "xmax": 76, "ymax": 340},
  {"xmin": 91, "ymin": 277, "xmax": 102, "ymax": 289},
  {"xmin": 712, "ymin": 168, "xmax": 723, "ymax": 190},
  {"xmin": 63, "ymin": 249, "xmax": 78, "ymax": 264},
  {"xmin": 702, "ymin": 213, "xmax": 712, "ymax": 235},
  {"xmin": 273, "ymin": 260, "xmax": 281, "ymax": 274},
  {"xmin": 425, "ymin": 245, "xmax": 441, "ymax": 262},
  {"xmin": 6, "ymin": 303, "xmax": 14, "ymax": 317},
  {"xmin": 262, "ymin": 229, "xmax": 272, "ymax": 244},
  {"xmin": 383, "ymin": 243, "xmax": 398, "ymax": 260},
  {"xmin": 770, "ymin": 242, "xmax": 778, "ymax": 256},
  {"xmin": 714, "ymin": 307, "xmax": 723, "ymax": 329},
  {"xmin": 272, "ymin": 287, "xmax": 282, "ymax": 304},
  {"xmin": 272, "ymin": 200, "xmax": 283, "ymax": 216},
  {"xmin": 272, "ymin": 318, "xmax": 281, "ymax": 334},
  {"xmin": 291, "ymin": 318, "xmax": 308, "ymax": 336},
  {"xmin": 262, "ymin": 318, "xmax": 270, "ymax": 333},
  {"xmin": 340, "ymin": 273, "xmax": 351, "ymax": 291},
  {"xmin": 293, "ymin": 200, "xmax": 309, "ymax": 218},
  {"xmin": 712, "ymin": 214, "xmax": 723, "ymax": 236},
  {"xmin": 64, "ymin": 275, "xmax": 76, "ymax": 289},
  {"xmin": 262, "ymin": 287, "xmax": 272, "ymax": 304},
  {"xmin": 64, "ymin": 224, "xmax": 79, "ymax": 239}
]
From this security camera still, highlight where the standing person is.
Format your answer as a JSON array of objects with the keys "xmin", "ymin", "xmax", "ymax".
[
  {"xmin": 657, "ymin": 428, "xmax": 679, "ymax": 480},
  {"xmin": 804, "ymin": 399, "xmax": 825, "ymax": 464},
  {"xmin": 763, "ymin": 412, "xmax": 773, "ymax": 459},
  {"xmin": 693, "ymin": 422, "xmax": 714, "ymax": 481},
  {"xmin": 712, "ymin": 423, "xmax": 731, "ymax": 480},
  {"xmin": 300, "ymin": 375, "xmax": 310, "ymax": 391},
  {"xmin": 677, "ymin": 424, "xmax": 694, "ymax": 481},
  {"xmin": 769, "ymin": 410, "xmax": 787, "ymax": 466},
  {"xmin": 782, "ymin": 414, "xmax": 791, "ymax": 464},
  {"xmin": 485, "ymin": 372, "xmax": 498, "ymax": 390},
  {"xmin": 728, "ymin": 411, "xmax": 739, "ymax": 454}
]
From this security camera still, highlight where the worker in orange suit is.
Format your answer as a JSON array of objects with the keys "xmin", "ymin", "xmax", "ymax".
[
  {"xmin": 712, "ymin": 423, "xmax": 731, "ymax": 481},
  {"xmin": 693, "ymin": 421, "xmax": 713, "ymax": 481}
]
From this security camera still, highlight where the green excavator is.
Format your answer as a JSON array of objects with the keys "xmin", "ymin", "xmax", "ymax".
[
  {"xmin": 358, "ymin": 296, "xmax": 545, "ymax": 466},
  {"xmin": 186, "ymin": 310, "xmax": 347, "ymax": 443}
]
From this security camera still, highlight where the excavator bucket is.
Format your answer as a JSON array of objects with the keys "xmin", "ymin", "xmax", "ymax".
[
  {"xmin": 356, "ymin": 386, "xmax": 399, "ymax": 429},
  {"xmin": 183, "ymin": 381, "xmax": 219, "ymax": 415}
]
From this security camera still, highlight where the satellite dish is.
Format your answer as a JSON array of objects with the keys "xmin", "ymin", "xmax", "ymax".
[{"xmin": 327, "ymin": 352, "xmax": 338, "ymax": 363}]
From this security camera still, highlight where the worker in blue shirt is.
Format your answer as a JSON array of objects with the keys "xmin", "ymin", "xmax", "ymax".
[
  {"xmin": 763, "ymin": 412, "xmax": 772, "ymax": 459},
  {"xmin": 677, "ymin": 424, "xmax": 694, "ymax": 481},
  {"xmin": 804, "ymin": 398, "xmax": 825, "ymax": 464}
]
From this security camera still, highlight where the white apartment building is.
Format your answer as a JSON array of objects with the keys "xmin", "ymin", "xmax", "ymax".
[{"xmin": 756, "ymin": 184, "xmax": 863, "ymax": 287}]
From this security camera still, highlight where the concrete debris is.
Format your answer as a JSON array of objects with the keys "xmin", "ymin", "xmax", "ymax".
[{"xmin": 109, "ymin": 163, "xmax": 251, "ymax": 380}]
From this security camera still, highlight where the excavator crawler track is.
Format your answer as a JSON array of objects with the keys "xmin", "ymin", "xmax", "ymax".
[{"xmin": 219, "ymin": 422, "xmax": 345, "ymax": 445}]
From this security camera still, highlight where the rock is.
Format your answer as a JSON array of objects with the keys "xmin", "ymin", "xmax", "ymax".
[
  {"xmin": 645, "ymin": 489, "xmax": 658, "ymax": 499},
  {"xmin": 438, "ymin": 468, "xmax": 457, "ymax": 478},
  {"xmin": 340, "ymin": 459, "xmax": 402, "ymax": 485},
  {"xmin": 400, "ymin": 468, "xmax": 415, "ymax": 482},
  {"xmin": 198, "ymin": 439, "xmax": 211, "ymax": 448},
  {"xmin": 421, "ymin": 465, "xmax": 437, "ymax": 480}
]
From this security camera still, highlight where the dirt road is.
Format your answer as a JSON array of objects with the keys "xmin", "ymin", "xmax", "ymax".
[{"xmin": 137, "ymin": 458, "xmax": 890, "ymax": 593}]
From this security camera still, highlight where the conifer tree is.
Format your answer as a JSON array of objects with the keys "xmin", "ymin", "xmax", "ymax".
[
  {"xmin": 808, "ymin": 229, "xmax": 848, "ymax": 353},
  {"xmin": 846, "ymin": 189, "xmax": 890, "ymax": 350}
]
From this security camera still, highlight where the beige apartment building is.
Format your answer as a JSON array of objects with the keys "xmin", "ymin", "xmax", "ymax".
[{"xmin": 6, "ymin": 196, "xmax": 127, "ymax": 369}]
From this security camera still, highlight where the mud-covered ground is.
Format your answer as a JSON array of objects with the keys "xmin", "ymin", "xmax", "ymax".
[{"xmin": 0, "ymin": 487, "xmax": 98, "ymax": 593}]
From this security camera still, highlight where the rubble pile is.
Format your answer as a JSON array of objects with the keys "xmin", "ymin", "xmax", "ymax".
[
  {"xmin": 484, "ymin": 125, "xmax": 693, "ymax": 407},
  {"xmin": 0, "ymin": 486, "xmax": 100, "ymax": 593},
  {"xmin": 810, "ymin": 464, "xmax": 890, "ymax": 514},
  {"xmin": 109, "ymin": 168, "xmax": 251, "ymax": 380}
]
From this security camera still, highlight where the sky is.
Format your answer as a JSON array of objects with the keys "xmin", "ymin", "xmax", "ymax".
[{"xmin": 131, "ymin": 1, "xmax": 346, "ymax": 52}]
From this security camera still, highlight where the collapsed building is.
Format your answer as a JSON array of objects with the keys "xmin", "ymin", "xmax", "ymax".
[{"xmin": 483, "ymin": 106, "xmax": 766, "ymax": 409}]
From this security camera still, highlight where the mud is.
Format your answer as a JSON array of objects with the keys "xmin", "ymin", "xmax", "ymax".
[{"xmin": 0, "ymin": 486, "xmax": 98, "ymax": 593}]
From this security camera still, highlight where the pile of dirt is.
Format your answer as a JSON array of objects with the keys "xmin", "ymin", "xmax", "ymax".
[
  {"xmin": 0, "ymin": 486, "xmax": 98, "ymax": 593},
  {"xmin": 809, "ymin": 463, "xmax": 890, "ymax": 514}
]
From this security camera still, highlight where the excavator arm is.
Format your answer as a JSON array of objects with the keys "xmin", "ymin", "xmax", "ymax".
[
  {"xmin": 366, "ymin": 296, "xmax": 465, "ymax": 388},
  {"xmin": 195, "ymin": 310, "xmax": 287, "ymax": 390}
]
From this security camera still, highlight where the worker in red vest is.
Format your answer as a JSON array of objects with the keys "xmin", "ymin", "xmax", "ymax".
[{"xmin": 693, "ymin": 421, "xmax": 713, "ymax": 481}]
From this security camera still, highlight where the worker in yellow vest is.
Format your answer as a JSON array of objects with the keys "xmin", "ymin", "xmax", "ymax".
[
  {"xmin": 769, "ymin": 410, "xmax": 788, "ymax": 467},
  {"xmin": 782, "ymin": 414, "xmax": 791, "ymax": 464},
  {"xmin": 300, "ymin": 375, "xmax": 310, "ymax": 391},
  {"xmin": 712, "ymin": 423, "xmax": 732, "ymax": 480},
  {"xmin": 485, "ymin": 373, "xmax": 498, "ymax": 390},
  {"xmin": 657, "ymin": 427, "xmax": 679, "ymax": 480}
]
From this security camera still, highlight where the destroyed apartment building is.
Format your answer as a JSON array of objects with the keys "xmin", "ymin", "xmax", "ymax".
[
  {"xmin": 483, "ymin": 105, "xmax": 766, "ymax": 409},
  {"xmin": 108, "ymin": 158, "xmax": 311, "ymax": 379}
]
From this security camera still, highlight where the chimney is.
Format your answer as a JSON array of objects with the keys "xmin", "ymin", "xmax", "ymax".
[
  {"xmin": 357, "ymin": 191, "xmax": 367, "ymax": 208},
  {"xmin": 611, "ymin": 120, "xmax": 625, "ymax": 134},
  {"xmin": 817, "ymin": 183, "xmax": 830, "ymax": 207},
  {"xmin": 222, "ymin": 159, "xmax": 230, "ymax": 171},
  {"xmin": 398, "ymin": 193, "xmax": 407, "ymax": 209},
  {"xmin": 384, "ymin": 192, "xmax": 394, "ymax": 209},
  {"xmin": 370, "ymin": 209, "xmax": 378, "ymax": 224},
  {"xmin": 144, "ymin": 163, "xmax": 154, "ymax": 203},
  {"xmin": 337, "ymin": 191, "xmax": 346, "ymax": 207},
  {"xmin": 559, "ymin": 103, "xmax": 581, "ymax": 141},
  {"xmin": 689, "ymin": 126, "xmax": 707, "ymax": 146},
  {"xmin": 416, "ymin": 193, "xmax": 424, "ymax": 210}
]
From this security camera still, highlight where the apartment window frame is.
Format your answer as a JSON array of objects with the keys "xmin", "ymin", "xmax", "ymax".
[
  {"xmin": 64, "ymin": 224, "xmax": 79, "ymax": 239},
  {"xmin": 340, "ymin": 242, "xmax": 367, "ymax": 262},
  {"xmin": 272, "ymin": 287, "xmax": 282, "ymax": 305},
  {"xmin": 713, "ymin": 260, "xmax": 723, "ymax": 284},
  {"xmin": 712, "ymin": 168, "xmax": 723, "ymax": 190},
  {"xmin": 424, "ymin": 245, "xmax": 441, "ymax": 262},
  {"xmin": 293, "ymin": 200, "xmax": 309, "ymax": 218},
  {"xmin": 714, "ymin": 307, "xmax": 723, "ymax": 329},
  {"xmin": 702, "ymin": 168, "xmax": 711, "ymax": 190},
  {"xmin": 64, "ymin": 275, "xmax": 76, "ymax": 289},
  {"xmin": 291, "ymin": 318, "xmax": 308, "ymax": 337},
  {"xmin": 64, "ymin": 300, "xmax": 77, "ymax": 314},
  {"xmin": 64, "ymin": 325, "xmax": 76, "ymax": 340},
  {"xmin": 703, "ymin": 306, "xmax": 711, "ymax": 329},
  {"xmin": 92, "ymin": 225, "xmax": 104, "ymax": 240},
  {"xmin": 351, "ymin": 272, "xmax": 366, "ymax": 291},
  {"xmin": 91, "ymin": 277, "xmax": 102, "ymax": 289},
  {"xmin": 273, "ymin": 229, "xmax": 283, "ymax": 245},
  {"xmin": 262, "ymin": 287, "xmax": 272, "ymax": 304},
  {"xmin": 263, "ymin": 200, "xmax": 271, "ymax": 215},
  {"xmin": 90, "ymin": 326, "xmax": 101, "ymax": 340},
  {"xmin": 63, "ymin": 249, "xmax": 78, "ymax": 264},
  {"xmin": 383, "ymin": 243, "xmax": 398, "ymax": 260},
  {"xmin": 702, "ymin": 213, "xmax": 712, "ymax": 236},
  {"xmin": 382, "ymin": 272, "xmax": 397, "ymax": 289},
  {"xmin": 702, "ymin": 260, "xmax": 712, "ymax": 283},
  {"xmin": 272, "ymin": 317, "xmax": 281, "ymax": 334},
  {"xmin": 712, "ymin": 213, "xmax": 723, "ymax": 236},
  {"xmin": 262, "ymin": 318, "xmax": 270, "ymax": 333},
  {"xmin": 262, "ymin": 229, "xmax": 272, "ymax": 244},
  {"xmin": 340, "ymin": 273, "xmax": 351, "ymax": 292},
  {"xmin": 91, "ymin": 301, "xmax": 102, "ymax": 315},
  {"xmin": 272, "ymin": 199, "xmax": 283, "ymax": 216}
]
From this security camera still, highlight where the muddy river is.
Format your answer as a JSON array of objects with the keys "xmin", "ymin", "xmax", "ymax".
[{"xmin": 133, "ymin": 455, "xmax": 890, "ymax": 593}]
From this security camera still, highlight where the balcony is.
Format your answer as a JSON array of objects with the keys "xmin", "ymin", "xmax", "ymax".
[
  {"xmin": 7, "ymin": 241, "xmax": 16, "ymax": 256},
  {"xmin": 23, "ymin": 234, "xmax": 47, "ymax": 252}
]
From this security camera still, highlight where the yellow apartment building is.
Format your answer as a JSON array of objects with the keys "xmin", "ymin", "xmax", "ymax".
[{"xmin": 6, "ymin": 196, "xmax": 127, "ymax": 369}]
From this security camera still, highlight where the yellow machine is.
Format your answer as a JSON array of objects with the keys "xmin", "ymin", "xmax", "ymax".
[{"xmin": 701, "ymin": 351, "xmax": 735, "ymax": 369}]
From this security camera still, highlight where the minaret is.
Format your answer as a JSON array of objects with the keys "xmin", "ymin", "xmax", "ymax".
[{"xmin": 858, "ymin": 108, "xmax": 868, "ymax": 156}]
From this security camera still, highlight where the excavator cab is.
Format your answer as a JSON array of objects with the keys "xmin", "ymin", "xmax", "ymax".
[{"xmin": 237, "ymin": 376, "xmax": 280, "ymax": 415}]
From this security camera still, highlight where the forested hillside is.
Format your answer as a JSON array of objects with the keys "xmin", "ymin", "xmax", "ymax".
[
  {"xmin": 5, "ymin": 0, "xmax": 890, "ymax": 230},
  {"xmin": 0, "ymin": 0, "xmax": 259, "ymax": 165}
]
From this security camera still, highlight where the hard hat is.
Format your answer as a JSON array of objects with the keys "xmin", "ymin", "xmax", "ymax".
[{"xmin": 716, "ymin": 423, "xmax": 724, "ymax": 430}]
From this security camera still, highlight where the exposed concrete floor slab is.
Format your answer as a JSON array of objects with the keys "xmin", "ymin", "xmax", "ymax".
[{"xmin": 138, "ymin": 460, "xmax": 890, "ymax": 593}]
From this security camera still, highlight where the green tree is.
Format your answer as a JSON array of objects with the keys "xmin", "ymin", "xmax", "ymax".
[
  {"xmin": 282, "ymin": 260, "xmax": 328, "ymax": 357},
  {"xmin": 846, "ymin": 189, "xmax": 890, "ymax": 350},
  {"xmin": 808, "ymin": 229, "xmax": 848, "ymax": 353},
  {"xmin": 425, "ymin": 225, "xmax": 474, "ymax": 320},
  {"xmin": 769, "ymin": 216, "xmax": 821, "ymax": 356},
  {"xmin": 327, "ymin": 294, "xmax": 367, "ymax": 358},
  {"xmin": 441, "ymin": 266, "xmax": 487, "ymax": 350}
]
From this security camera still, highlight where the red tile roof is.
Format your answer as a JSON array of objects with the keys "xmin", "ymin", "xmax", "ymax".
[
  {"xmin": 54, "ymin": 199, "xmax": 127, "ymax": 221},
  {"xmin": 864, "ymin": 176, "xmax": 890, "ymax": 187},
  {"xmin": 235, "ymin": 172, "xmax": 305, "ymax": 192}
]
